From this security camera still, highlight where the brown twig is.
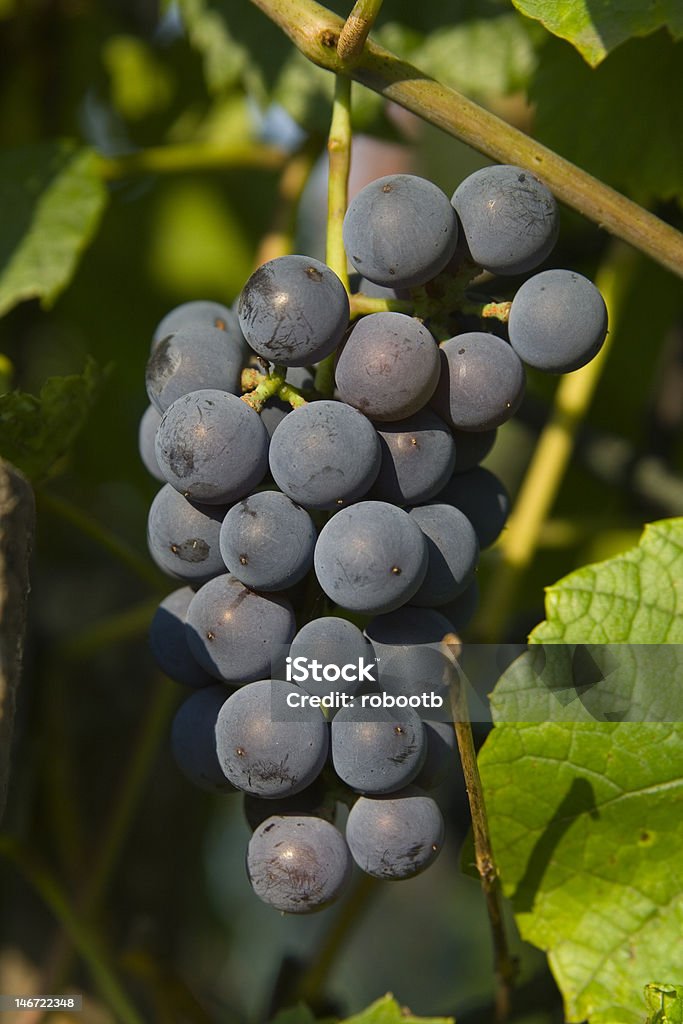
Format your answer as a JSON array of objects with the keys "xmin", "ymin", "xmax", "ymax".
[{"xmin": 443, "ymin": 634, "xmax": 518, "ymax": 1023}]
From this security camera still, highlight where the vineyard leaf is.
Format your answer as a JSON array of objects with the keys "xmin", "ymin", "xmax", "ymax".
[
  {"xmin": 645, "ymin": 983, "xmax": 683, "ymax": 1023},
  {"xmin": 0, "ymin": 359, "xmax": 103, "ymax": 481},
  {"xmin": 510, "ymin": 0, "xmax": 683, "ymax": 66},
  {"xmin": 344, "ymin": 994, "xmax": 453, "ymax": 1024},
  {"xmin": 0, "ymin": 142, "xmax": 108, "ymax": 318},
  {"xmin": 479, "ymin": 722, "xmax": 683, "ymax": 1024},
  {"xmin": 268, "ymin": 995, "xmax": 452, "ymax": 1024},
  {"xmin": 530, "ymin": 518, "xmax": 683, "ymax": 644},
  {"xmin": 176, "ymin": 0, "xmax": 250, "ymax": 94},
  {"xmin": 532, "ymin": 33, "xmax": 683, "ymax": 206},
  {"xmin": 490, "ymin": 519, "xmax": 683, "ymax": 724},
  {"xmin": 480, "ymin": 520, "xmax": 683, "ymax": 1024},
  {"xmin": 102, "ymin": 35, "xmax": 174, "ymax": 122},
  {"xmin": 489, "ymin": 643, "xmax": 683, "ymax": 724}
]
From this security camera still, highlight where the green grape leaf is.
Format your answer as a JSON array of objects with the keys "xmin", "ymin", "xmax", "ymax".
[
  {"xmin": 0, "ymin": 359, "xmax": 104, "ymax": 481},
  {"xmin": 531, "ymin": 32, "xmax": 683, "ymax": 206},
  {"xmin": 343, "ymin": 994, "xmax": 453, "ymax": 1024},
  {"xmin": 0, "ymin": 141, "xmax": 108, "ymax": 318},
  {"xmin": 479, "ymin": 722, "xmax": 683, "ymax": 1024},
  {"xmin": 509, "ymin": 0, "xmax": 683, "ymax": 66},
  {"xmin": 175, "ymin": 0, "xmax": 246, "ymax": 95},
  {"xmin": 489, "ymin": 642, "xmax": 683, "ymax": 725},
  {"xmin": 479, "ymin": 520, "xmax": 683, "ymax": 1024},
  {"xmin": 490, "ymin": 520, "xmax": 683, "ymax": 724},
  {"xmin": 268, "ymin": 995, "xmax": 452, "ymax": 1024},
  {"xmin": 646, "ymin": 983, "xmax": 683, "ymax": 1023},
  {"xmin": 530, "ymin": 518, "xmax": 683, "ymax": 645}
]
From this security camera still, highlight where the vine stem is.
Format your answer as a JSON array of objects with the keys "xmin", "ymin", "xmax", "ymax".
[
  {"xmin": 248, "ymin": 0, "xmax": 683, "ymax": 280},
  {"xmin": 278, "ymin": 381, "xmax": 309, "ymax": 408},
  {"xmin": 459, "ymin": 299, "xmax": 512, "ymax": 322},
  {"xmin": 479, "ymin": 243, "xmax": 635, "ymax": 640},
  {"xmin": 337, "ymin": 0, "xmax": 384, "ymax": 65},
  {"xmin": 442, "ymin": 635, "xmax": 518, "ymax": 1024},
  {"xmin": 242, "ymin": 365, "xmax": 287, "ymax": 412},
  {"xmin": 96, "ymin": 142, "xmax": 286, "ymax": 180},
  {"xmin": 0, "ymin": 836, "xmax": 145, "ymax": 1024},
  {"xmin": 315, "ymin": 73, "xmax": 352, "ymax": 396}
]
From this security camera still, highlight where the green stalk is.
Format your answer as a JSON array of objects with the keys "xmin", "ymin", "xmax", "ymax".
[
  {"xmin": 242, "ymin": 365, "xmax": 288, "ymax": 412},
  {"xmin": 277, "ymin": 382, "xmax": 309, "ymax": 408},
  {"xmin": 315, "ymin": 74, "xmax": 352, "ymax": 396},
  {"xmin": 325, "ymin": 74, "xmax": 352, "ymax": 289},
  {"xmin": 459, "ymin": 299, "xmax": 512, "ymax": 322},
  {"xmin": 349, "ymin": 293, "xmax": 412, "ymax": 317}
]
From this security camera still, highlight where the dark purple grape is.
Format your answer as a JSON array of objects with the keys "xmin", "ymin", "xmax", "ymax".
[
  {"xmin": 247, "ymin": 815, "xmax": 351, "ymax": 913},
  {"xmin": 238, "ymin": 255, "xmax": 349, "ymax": 366},
  {"xmin": 335, "ymin": 312, "xmax": 440, "ymax": 421},
  {"xmin": 451, "ymin": 165, "xmax": 558, "ymax": 275},
  {"xmin": 215, "ymin": 680, "xmax": 328, "ymax": 797},
  {"xmin": 346, "ymin": 788, "xmax": 444, "ymax": 879},
  {"xmin": 343, "ymin": 174, "xmax": 458, "ymax": 289},
  {"xmin": 431, "ymin": 333, "xmax": 525, "ymax": 432}
]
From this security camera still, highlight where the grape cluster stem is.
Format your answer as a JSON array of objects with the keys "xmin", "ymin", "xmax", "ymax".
[{"xmin": 241, "ymin": 365, "xmax": 310, "ymax": 412}]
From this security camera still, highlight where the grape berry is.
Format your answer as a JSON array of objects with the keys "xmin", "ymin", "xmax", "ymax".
[{"xmin": 138, "ymin": 167, "xmax": 608, "ymax": 914}]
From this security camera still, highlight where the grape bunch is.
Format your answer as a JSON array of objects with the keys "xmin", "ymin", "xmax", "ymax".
[{"xmin": 139, "ymin": 165, "xmax": 608, "ymax": 914}]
